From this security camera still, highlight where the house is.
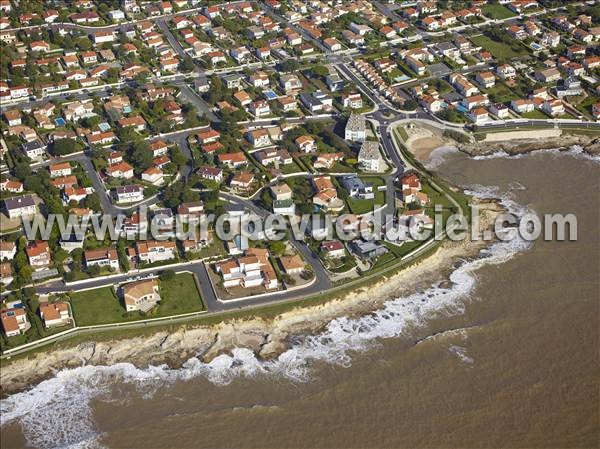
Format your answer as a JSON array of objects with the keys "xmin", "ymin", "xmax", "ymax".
[
  {"xmin": 541, "ymin": 99, "xmax": 564, "ymax": 117},
  {"xmin": 490, "ymin": 103, "xmax": 510, "ymax": 119},
  {"xmin": 475, "ymin": 71, "xmax": 495, "ymax": 88},
  {"xmin": 63, "ymin": 101, "xmax": 95, "ymax": 122},
  {"xmin": 22, "ymin": 141, "xmax": 47, "ymax": 159},
  {"xmin": 468, "ymin": 107, "xmax": 489, "ymax": 123},
  {"xmin": 218, "ymin": 152, "xmax": 248, "ymax": 168},
  {"xmin": 63, "ymin": 186, "xmax": 92, "ymax": 204},
  {"xmin": 118, "ymin": 116, "xmax": 147, "ymax": 131},
  {"xmin": 314, "ymin": 152, "xmax": 343, "ymax": 170},
  {"xmin": 313, "ymin": 176, "xmax": 344, "ymax": 213},
  {"xmin": 93, "ymin": 31, "xmax": 116, "ymax": 45},
  {"xmin": 449, "ymin": 73, "xmax": 479, "ymax": 96},
  {"xmin": 295, "ymin": 135, "xmax": 316, "ymax": 153},
  {"xmin": 30, "ymin": 41, "xmax": 50, "ymax": 52},
  {"xmin": 85, "ymin": 248, "xmax": 119, "ymax": 271},
  {"xmin": 123, "ymin": 279, "xmax": 161, "ymax": 312},
  {"xmin": 400, "ymin": 173, "xmax": 421, "ymax": 191},
  {"xmin": 177, "ymin": 201, "xmax": 204, "ymax": 224},
  {"xmin": 0, "ymin": 262, "xmax": 13, "ymax": 285},
  {"xmin": 358, "ymin": 141, "xmax": 382, "ymax": 172},
  {"xmin": 39, "ymin": 301, "xmax": 72, "ymax": 328},
  {"xmin": 0, "ymin": 241, "xmax": 16, "ymax": 260},
  {"xmin": 340, "ymin": 175, "xmax": 374, "ymax": 200},
  {"xmin": 217, "ymin": 248, "xmax": 278, "ymax": 290},
  {"xmin": 323, "ymin": 37, "xmax": 342, "ymax": 52},
  {"xmin": 0, "ymin": 179, "xmax": 23, "ymax": 193},
  {"xmin": 591, "ymin": 103, "xmax": 600, "ymax": 120},
  {"xmin": 247, "ymin": 129, "xmax": 271, "ymax": 147},
  {"xmin": 250, "ymin": 100, "xmax": 271, "ymax": 117},
  {"xmin": 26, "ymin": 241, "xmax": 51, "ymax": 268},
  {"xmin": 149, "ymin": 140, "xmax": 169, "ymax": 157},
  {"xmin": 141, "ymin": 167, "xmax": 164, "ymax": 185},
  {"xmin": 136, "ymin": 240, "xmax": 177, "ymax": 264},
  {"xmin": 279, "ymin": 74, "xmax": 302, "ymax": 93},
  {"xmin": 198, "ymin": 166, "xmax": 224, "ymax": 183},
  {"xmin": 321, "ymin": 241, "xmax": 345, "ymax": 259},
  {"xmin": 1, "ymin": 308, "xmax": 30, "ymax": 337},
  {"xmin": 535, "ymin": 68, "xmax": 561, "ymax": 84},
  {"xmin": 49, "ymin": 162, "xmax": 72, "ymax": 178},
  {"xmin": 4, "ymin": 110, "xmax": 21, "ymax": 127},
  {"xmin": 343, "ymin": 92, "xmax": 363, "ymax": 109},
  {"xmin": 87, "ymin": 131, "xmax": 116, "ymax": 146},
  {"xmin": 511, "ymin": 98, "xmax": 535, "ymax": 114},
  {"xmin": 106, "ymin": 161, "xmax": 134, "ymax": 179},
  {"xmin": 345, "ymin": 113, "xmax": 366, "ymax": 142},
  {"xmin": 196, "ymin": 129, "xmax": 220, "ymax": 145},
  {"xmin": 249, "ymin": 71, "xmax": 270, "ymax": 88},
  {"xmin": 462, "ymin": 94, "xmax": 489, "ymax": 110},
  {"xmin": 278, "ymin": 96, "xmax": 298, "ymax": 112},
  {"xmin": 495, "ymin": 64, "xmax": 516, "ymax": 80},
  {"xmin": 113, "ymin": 185, "xmax": 144, "ymax": 203},
  {"xmin": 279, "ymin": 255, "xmax": 304, "ymax": 275},
  {"xmin": 50, "ymin": 175, "xmax": 77, "ymax": 190},
  {"xmin": 271, "ymin": 183, "xmax": 293, "ymax": 201},
  {"xmin": 4, "ymin": 195, "xmax": 36, "ymax": 219},
  {"xmin": 352, "ymin": 240, "xmax": 388, "ymax": 259},
  {"xmin": 230, "ymin": 171, "xmax": 255, "ymax": 191},
  {"xmin": 255, "ymin": 149, "xmax": 292, "ymax": 166}
]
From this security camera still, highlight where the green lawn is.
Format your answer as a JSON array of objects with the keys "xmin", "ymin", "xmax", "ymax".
[
  {"xmin": 69, "ymin": 274, "xmax": 205, "ymax": 326},
  {"xmin": 281, "ymin": 161, "xmax": 304, "ymax": 174},
  {"xmin": 470, "ymin": 35, "xmax": 526, "ymax": 60},
  {"xmin": 346, "ymin": 177, "xmax": 386, "ymax": 215},
  {"xmin": 155, "ymin": 273, "xmax": 205, "ymax": 317},
  {"xmin": 521, "ymin": 110, "xmax": 549, "ymax": 119},
  {"xmin": 485, "ymin": 82, "xmax": 520, "ymax": 103},
  {"xmin": 69, "ymin": 287, "xmax": 130, "ymax": 326},
  {"xmin": 481, "ymin": 3, "xmax": 517, "ymax": 19}
]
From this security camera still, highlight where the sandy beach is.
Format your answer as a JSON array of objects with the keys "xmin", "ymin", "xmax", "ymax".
[{"xmin": 0, "ymin": 198, "xmax": 504, "ymax": 396}]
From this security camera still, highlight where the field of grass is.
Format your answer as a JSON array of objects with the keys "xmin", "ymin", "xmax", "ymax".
[
  {"xmin": 69, "ymin": 274, "xmax": 205, "ymax": 326},
  {"xmin": 470, "ymin": 35, "xmax": 526, "ymax": 60},
  {"xmin": 481, "ymin": 3, "xmax": 517, "ymax": 19}
]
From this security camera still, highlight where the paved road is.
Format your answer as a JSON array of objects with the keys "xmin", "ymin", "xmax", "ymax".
[{"xmin": 173, "ymin": 80, "xmax": 220, "ymax": 122}]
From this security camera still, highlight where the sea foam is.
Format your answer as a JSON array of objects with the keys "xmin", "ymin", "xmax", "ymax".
[{"xmin": 0, "ymin": 187, "xmax": 533, "ymax": 449}]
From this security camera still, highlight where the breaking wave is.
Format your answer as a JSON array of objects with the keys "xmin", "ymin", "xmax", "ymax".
[{"xmin": 1, "ymin": 187, "xmax": 533, "ymax": 449}]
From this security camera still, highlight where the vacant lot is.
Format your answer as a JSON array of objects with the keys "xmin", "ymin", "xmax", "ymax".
[
  {"xmin": 470, "ymin": 35, "xmax": 526, "ymax": 60},
  {"xmin": 482, "ymin": 3, "xmax": 517, "ymax": 19}
]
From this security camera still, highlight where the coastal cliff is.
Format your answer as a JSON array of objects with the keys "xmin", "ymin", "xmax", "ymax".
[
  {"xmin": 0, "ymin": 200, "xmax": 504, "ymax": 396},
  {"xmin": 458, "ymin": 133, "xmax": 600, "ymax": 157}
]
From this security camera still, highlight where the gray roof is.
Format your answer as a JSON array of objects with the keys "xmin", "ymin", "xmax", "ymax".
[
  {"xmin": 345, "ymin": 113, "xmax": 366, "ymax": 132},
  {"xmin": 115, "ymin": 185, "xmax": 143, "ymax": 193},
  {"xmin": 4, "ymin": 194, "xmax": 35, "ymax": 211}
]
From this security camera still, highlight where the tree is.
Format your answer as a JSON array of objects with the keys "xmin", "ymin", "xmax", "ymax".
[
  {"xmin": 159, "ymin": 269, "xmax": 175, "ymax": 282},
  {"xmin": 179, "ymin": 56, "xmax": 195, "ymax": 73},
  {"xmin": 170, "ymin": 146, "xmax": 187, "ymax": 168},
  {"xmin": 51, "ymin": 138, "xmax": 79, "ymax": 156},
  {"xmin": 311, "ymin": 65, "xmax": 329, "ymax": 77},
  {"xmin": 402, "ymin": 99, "xmax": 418, "ymax": 111},
  {"xmin": 128, "ymin": 141, "xmax": 153, "ymax": 173}
]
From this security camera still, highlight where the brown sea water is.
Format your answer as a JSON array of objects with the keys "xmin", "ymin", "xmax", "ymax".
[{"xmin": 2, "ymin": 149, "xmax": 599, "ymax": 449}]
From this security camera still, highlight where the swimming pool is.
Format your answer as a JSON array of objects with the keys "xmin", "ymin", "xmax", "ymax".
[
  {"xmin": 54, "ymin": 117, "xmax": 66, "ymax": 126},
  {"xmin": 263, "ymin": 90, "xmax": 278, "ymax": 100}
]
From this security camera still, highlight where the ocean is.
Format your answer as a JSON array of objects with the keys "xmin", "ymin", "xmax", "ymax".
[{"xmin": 1, "ymin": 148, "xmax": 599, "ymax": 449}]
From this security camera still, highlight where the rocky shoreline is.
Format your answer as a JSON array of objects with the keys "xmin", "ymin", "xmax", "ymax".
[
  {"xmin": 0, "ymin": 199, "xmax": 505, "ymax": 397},
  {"xmin": 457, "ymin": 134, "xmax": 600, "ymax": 157}
]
